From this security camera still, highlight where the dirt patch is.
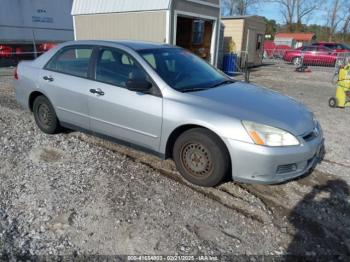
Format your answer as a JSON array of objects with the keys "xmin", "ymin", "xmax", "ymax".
[{"xmin": 29, "ymin": 147, "xmax": 66, "ymax": 163}]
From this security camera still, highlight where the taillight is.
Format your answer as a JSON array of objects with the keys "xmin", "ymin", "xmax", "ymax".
[{"xmin": 14, "ymin": 67, "xmax": 18, "ymax": 80}]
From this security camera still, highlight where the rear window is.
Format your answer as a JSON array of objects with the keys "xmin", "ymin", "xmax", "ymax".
[{"xmin": 45, "ymin": 46, "xmax": 93, "ymax": 78}]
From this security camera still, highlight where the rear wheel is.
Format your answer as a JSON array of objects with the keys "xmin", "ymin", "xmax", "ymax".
[
  {"xmin": 33, "ymin": 96, "xmax": 61, "ymax": 134},
  {"xmin": 173, "ymin": 128, "xmax": 230, "ymax": 187}
]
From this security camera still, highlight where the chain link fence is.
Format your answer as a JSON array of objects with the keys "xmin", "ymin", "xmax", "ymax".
[
  {"xmin": 219, "ymin": 51, "xmax": 250, "ymax": 82},
  {"xmin": 261, "ymin": 48, "xmax": 350, "ymax": 84},
  {"xmin": 263, "ymin": 49, "xmax": 350, "ymax": 67}
]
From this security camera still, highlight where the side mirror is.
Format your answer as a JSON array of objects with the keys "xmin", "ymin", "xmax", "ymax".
[{"xmin": 126, "ymin": 79, "xmax": 152, "ymax": 93}]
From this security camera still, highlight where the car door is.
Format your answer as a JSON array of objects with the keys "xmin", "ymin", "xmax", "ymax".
[
  {"xmin": 317, "ymin": 46, "xmax": 334, "ymax": 65},
  {"xmin": 301, "ymin": 46, "xmax": 316, "ymax": 64},
  {"xmin": 88, "ymin": 47, "xmax": 163, "ymax": 152},
  {"xmin": 40, "ymin": 46, "xmax": 94, "ymax": 130}
]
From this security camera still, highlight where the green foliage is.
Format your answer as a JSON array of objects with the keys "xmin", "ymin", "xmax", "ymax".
[{"xmin": 264, "ymin": 18, "xmax": 278, "ymax": 39}]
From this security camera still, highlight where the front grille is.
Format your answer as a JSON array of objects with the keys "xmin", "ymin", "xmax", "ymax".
[{"xmin": 277, "ymin": 164, "xmax": 297, "ymax": 174}]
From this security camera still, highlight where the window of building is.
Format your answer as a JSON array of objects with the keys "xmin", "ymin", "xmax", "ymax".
[{"xmin": 192, "ymin": 20, "xmax": 205, "ymax": 45}]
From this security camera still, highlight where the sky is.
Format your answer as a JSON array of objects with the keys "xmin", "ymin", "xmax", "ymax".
[{"xmin": 254, "ymin": 2, "xmax": 326, "ymax": 26}]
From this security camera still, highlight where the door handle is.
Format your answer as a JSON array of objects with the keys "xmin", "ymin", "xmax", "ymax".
[
  {"xmin": 90, "ymin": 88, "xmax": 105, "ymax": 96},
  {"xmin": 43, "ymin": 76, "xmax": 54, "ymax": 82}
]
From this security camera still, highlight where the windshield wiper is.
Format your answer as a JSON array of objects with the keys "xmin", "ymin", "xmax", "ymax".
[
  {"xmin": 180, "ymin": 87, "xmax": 209, "ymax": 93},
  {"xmin": 179, "ymin": 80, "xmax": 235, "ymax": 93},
  {"xmin": 211, "ymin": 80, "xmax": 235, "ymax": 88}
]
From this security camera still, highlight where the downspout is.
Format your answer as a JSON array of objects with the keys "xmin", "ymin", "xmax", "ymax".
[
  {"xmin": 168, "ymin": 0, "xmax": 175, "ymax": 45},
  {"xmin": 215, "ymin": 0, "xmax": 222, "ymax": 67}
]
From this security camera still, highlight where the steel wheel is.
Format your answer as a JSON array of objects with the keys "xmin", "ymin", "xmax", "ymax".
[
  {"xmin": 37, "ymin": 103, "xmax": 53, "ymax": 128},
  {"xmin": 180, "ymin": 142, "xmax": 213, "ymax": 178},
  {"xmin": 33, "ymin": 96, "xmax": 61, "ymax": 134},
  {"xmin": 173, "ymin": 128, "xmax": 230, "ymax": 187}
]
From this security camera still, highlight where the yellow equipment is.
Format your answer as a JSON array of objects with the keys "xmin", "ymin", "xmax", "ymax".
[{"xmin": 329, "ymin": 64, "xmax": 350, "ymax": 108}]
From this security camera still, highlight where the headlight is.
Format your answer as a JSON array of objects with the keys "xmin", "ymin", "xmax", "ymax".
[{"xmin": 242, "ymin": 121, "xmax": 300, "ymax": 147}]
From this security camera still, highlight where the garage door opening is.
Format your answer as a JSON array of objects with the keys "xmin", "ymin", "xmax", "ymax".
[{"xmin": 175, "ymin": 16, "xmax": 214, "ymax": 63}]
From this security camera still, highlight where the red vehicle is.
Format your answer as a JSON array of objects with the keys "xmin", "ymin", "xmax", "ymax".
[
  {"xmin": 313, "ymin": 42, "xmax": 350, "ymax": 53},
  {"xmin": 283, "ymin": 46, "xmax": 339, "ymax": 66},
  {"xmin": 0, "ymin": 45, "xmax": 12, "ymax": 59}
]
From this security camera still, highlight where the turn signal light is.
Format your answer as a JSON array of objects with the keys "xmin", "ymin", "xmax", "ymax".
[{"xmin": 249, "ymin": 131, "xmax": 265, "ymax": 145}]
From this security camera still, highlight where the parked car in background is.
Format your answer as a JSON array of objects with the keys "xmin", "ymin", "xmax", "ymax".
[
  {"xmin": 283, "ymin": 45, "xmax": 339, "ymax": 66},
  {"xmin": 313, "ymin": 42, "xmax": 350, "ymax": 53},
  {"xmin": 15, "ymin": 40, "xmax": 324, "ymax": 187}
]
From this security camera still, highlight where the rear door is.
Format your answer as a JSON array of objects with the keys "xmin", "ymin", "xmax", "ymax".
[
  {"xmin": 40, "ymin": 46, "xmax": 94, "ymax": 130},
  {"xmin": 88, "ymin": 47, "xmax": 163, "ymax": 152}
]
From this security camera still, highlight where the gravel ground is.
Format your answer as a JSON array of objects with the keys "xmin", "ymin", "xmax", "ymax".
[{"xmin": 1, "ymin": 65, "xmax": 350, "ymax": 260}]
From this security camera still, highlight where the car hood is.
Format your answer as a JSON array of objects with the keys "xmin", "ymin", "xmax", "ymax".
[{"xmin": 186, "ymin": 82, "xmax": 314, "ymax": 136}]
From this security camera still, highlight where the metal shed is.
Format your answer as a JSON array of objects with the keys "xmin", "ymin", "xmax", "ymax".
[
  {"xmin": 221, "ymin": 15, "xmax": 266, "ymax": 67},
  {"xmin": 71, "ymin": 0, "xmax": 221, "ymax": 65}
]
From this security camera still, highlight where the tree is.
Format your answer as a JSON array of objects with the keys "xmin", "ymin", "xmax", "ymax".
[
  {"xmin": 341, "ymin": 6, "xmax": 350, "ymax": 41},
  {"xmin": 327, "ymin": 0, "xmax": 342, "ymax": 41},
  {"xmin": 221, "ymin": 0, "xmax": 261, "ymax": 16},
  {"xmin": 264, "ymin": 18, "xmax": 278, "ymax": 38},
  {"xmin": 295, "ymin": 0, "xmax": 321, "ymax": 28},
  {"xmin": 272, "ymin": 0, "xmax": 321, "ymax": 32},
  {"xmin": 272, "ymin": 0, "xmax": 297, "ymax": 31}
]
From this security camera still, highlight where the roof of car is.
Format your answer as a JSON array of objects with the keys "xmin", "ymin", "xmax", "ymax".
[
  {"xmin": 67, "ymin": 40, "xmax": 174, "ymax": 51},
  {"xmin": 316, "ymin": 42, "xmax": 337, "ymax": 44}
]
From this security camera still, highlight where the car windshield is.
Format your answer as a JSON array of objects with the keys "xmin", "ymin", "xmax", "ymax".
[
  {"xmin": 342, "ymin": 43, "xmax": 350, "ymax": 50},
  {"xmin": 138, "ymin": 48, "xmax": 231, "ymax": 92}
]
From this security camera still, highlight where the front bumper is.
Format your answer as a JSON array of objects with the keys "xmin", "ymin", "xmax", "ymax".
[{"xmin": 225, "ymin": 131, "xmax": 324, "ymax": 184}]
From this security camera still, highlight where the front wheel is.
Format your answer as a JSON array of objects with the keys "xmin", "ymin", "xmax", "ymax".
[
  {"xmin": 33, "ymin": 96, "xmax": 61, "ymax": 134},
  {"xmin": 173, "ymin": 128, "xmax": 230, "ymax": 187}
]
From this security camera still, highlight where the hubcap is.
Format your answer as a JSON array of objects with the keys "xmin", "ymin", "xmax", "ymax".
[
  {"xmin": 181, "ymin": 143, "xmax": 213, "ymax": 177},
  {"xmin": 38, "ymin": 104, "xmax": 51, "ymax": 126}
]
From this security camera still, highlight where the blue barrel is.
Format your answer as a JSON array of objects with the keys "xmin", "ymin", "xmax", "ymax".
[{"xmin": 223, "ymin": 53, "xmax": 237, "ymax": 76}]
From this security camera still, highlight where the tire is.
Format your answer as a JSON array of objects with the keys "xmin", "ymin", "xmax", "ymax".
[
  {"xmin": 292, "ymin": 57, "xmax": 302, "ymax": 67},
  {"xmin": 33, "ymin": 96, "xmax": 61, "ymax": 134},
  {"xmin": 173, "ymin": 128, "xmax": 230, "ymax": 187},
  {"xmin": 328, "ymin": 97, "xmax": 338, "ymax": 108}
]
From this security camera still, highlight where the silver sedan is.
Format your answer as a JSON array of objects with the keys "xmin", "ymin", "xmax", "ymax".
[{"xmin": 15, "ymin": 40, "xmax": 324, "ymax": 187}]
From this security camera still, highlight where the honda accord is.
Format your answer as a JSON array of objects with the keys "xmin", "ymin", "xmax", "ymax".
[{"xmin": 15, "ymin": 40, "xmax": 324, "ymax": 187}]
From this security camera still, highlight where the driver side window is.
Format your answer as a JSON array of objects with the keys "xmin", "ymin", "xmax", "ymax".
[{"xmin": 95, "ymin": 48, "xmax": 149, "ymax": 88}]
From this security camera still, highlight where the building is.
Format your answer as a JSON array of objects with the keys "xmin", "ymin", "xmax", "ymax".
[
  {"xmin": 274, "ymin": 33, "xmax": 316, "ymax": 49},
  {"xmin": 71, "ymin": 0, "xmax": 221, "ymax": 65},
  {"xmin": 0, "ymin": 0, "xmax": 74, "ymax": 45},
  {"xmin": 221, "ymin": 16, "xmax": 266, "ymax": 67}
]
